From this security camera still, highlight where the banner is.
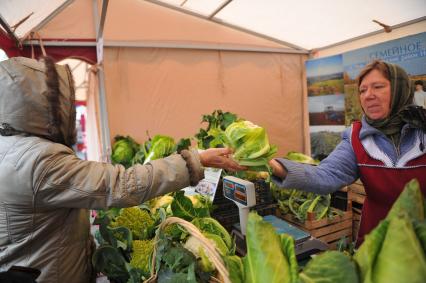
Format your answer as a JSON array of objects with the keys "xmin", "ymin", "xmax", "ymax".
[{"xmin": 305, "ymin": 32, "xmax": 426, "ymax": 159}]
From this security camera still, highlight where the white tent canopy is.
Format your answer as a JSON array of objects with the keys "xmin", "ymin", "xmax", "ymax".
[{"xmin": 1, "ymin": 0, "xmax": 425, "ymax": 50}]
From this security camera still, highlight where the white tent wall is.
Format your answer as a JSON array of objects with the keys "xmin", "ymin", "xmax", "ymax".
[
  {"xmin": 103, "ymin": 47, "xmax": 308, "ymax": 156},
  {"xmin": 312, "ymin": 19, "xmax": 426, "ymax": 58}
]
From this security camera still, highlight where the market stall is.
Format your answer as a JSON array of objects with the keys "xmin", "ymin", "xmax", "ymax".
[{"xmin": 0, "ymin": 1, "xmax": 425, "ymax": 283}]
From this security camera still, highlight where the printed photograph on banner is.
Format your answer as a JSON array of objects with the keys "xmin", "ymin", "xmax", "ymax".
[
  {"xmin": 308, "ymin": 94, "xmax": 345, "ymax": 125},
  {"xmin": 306, "ymin": 54, "xmax": 344, "ymax": 97},
  {"xmin": 343, "ymin": 32, "xmax": 426, "ymax": 123},
  {"xmin": 309, "ymin": 126, "xmax": 345, "ymax": 161}
]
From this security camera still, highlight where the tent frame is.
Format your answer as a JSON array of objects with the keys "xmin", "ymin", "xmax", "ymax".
[
  {"xmin": 0, "ymin": 13, "xmax": 19, "ymax": 45},
  {"xmin": 314, "ymin": 16, "xmax": 426, "ymax": 52},
  {"xmin": 146, "ymin": 0, "xmax": 309, "ymax": 52},
  {"xmin": 92, "ymin": 0, "xmax": 112, "ymax": 162}
]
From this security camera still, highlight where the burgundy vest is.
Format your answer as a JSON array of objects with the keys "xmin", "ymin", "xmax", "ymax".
[{"xmin": 351, "ymin": 121, "xmax": 426, "ymax": 245}]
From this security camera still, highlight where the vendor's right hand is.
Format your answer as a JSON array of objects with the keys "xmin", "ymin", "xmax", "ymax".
[
  {"xmin": 269, "ymin": 159, "xmax": 288, "ymax": 179},
  {"xmin": 199, "ymin": 148, "xmax": 247, "ymax": 172}
]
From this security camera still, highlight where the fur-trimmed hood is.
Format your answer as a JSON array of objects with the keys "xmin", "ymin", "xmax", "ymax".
[{"xmin": 0, "ymin": 57, "xmax": 76, "ymax": 147}]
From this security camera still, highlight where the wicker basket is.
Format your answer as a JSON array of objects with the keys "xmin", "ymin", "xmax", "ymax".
[{"xmin": 144, "ymin": 217, "xmax": 231, "ymax": 283}]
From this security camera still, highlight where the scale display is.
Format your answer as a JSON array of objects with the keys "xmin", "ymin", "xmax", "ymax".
[
  {"xmin": 224, "ymin": 180, "xmax": 248, "ymax": 205},
  {"xmin": 223, "ymin": 177, "xmax": 256, "ymax": 207}
]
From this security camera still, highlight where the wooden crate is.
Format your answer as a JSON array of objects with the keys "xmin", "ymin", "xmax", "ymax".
[
  {"xmin": 348, "ymin": 179, "xmax": 366, "ymax": 205},
  {"xmin": 352, "ymin": 207, "xmax": 362, "ymax": 242},
  {"xmin": 348, "ymin": 179, "xmax": 365, "ymax": 241},
  {"xmin": 275, "ymin": 202, "xmax": 352, "ymax": 250}
]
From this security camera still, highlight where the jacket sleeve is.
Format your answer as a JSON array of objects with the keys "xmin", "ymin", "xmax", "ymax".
[
  {"xmin": 32, "ymin": 143, "xmax": 199, "ymax": 209},
  {"xmin": 271, "ymin": 128, "xmax": 359, "ymax": 195}
]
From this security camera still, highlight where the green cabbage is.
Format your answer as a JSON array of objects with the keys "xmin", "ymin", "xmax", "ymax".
[
  {"xmin": 386, "ymin": 179, "xmax": 424, "ymax": 222},
  {"xmin": 243, "ymin": 212, "xmax": 291, "ymax": 283},
  {"xmin": 191, "ymin": 217, "xmax": 233, "ymax": 250},
  {"xmin": 111, "ymin": 135, "xmax": 140, "ymax": 167},
  {"xmin": 143, "ymin": 135, "xmax": 176, "ymax": 164},
  {"xmin": 299, "ymin": 251, "xmax": 359, "ymax": 283},
  {"xmin": 354, "ymin": 179, "xmax": 426, "ymax": 283},
  {"xmin": 353, "ymin": 220, "xmax": 389, "ymax": 283},
  {"xmin": 373, "ymin": 213, "xmax": 426, "ymax": 283},
  {"xmin": 224, "ymin": 255, "xmax": 244, "ymax": 283},
  {"xmin": 279, "ymin": 234, "xmax": 298, "ymax": 283},
  {"xmin": 223, "ymin": 120, "xmax": 277, "ymax": 170}
]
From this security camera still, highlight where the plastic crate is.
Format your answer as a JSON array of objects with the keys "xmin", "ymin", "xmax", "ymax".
[{"xmin": 212, "ymin": 202, "xmax": 278, "ymax": 232}]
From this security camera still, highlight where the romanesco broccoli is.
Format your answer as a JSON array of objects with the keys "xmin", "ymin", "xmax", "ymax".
[
  {"xmin": 109, "ymin": 207, "xmax": 154, "ymax": 239},
  {"xmin": 130, "ymin": 239, "xmax": 154, "ymax": 274}
]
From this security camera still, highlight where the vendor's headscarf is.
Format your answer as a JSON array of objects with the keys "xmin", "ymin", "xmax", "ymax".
[{"xmin": 357, "ymin": 60, "xmax": 415, "ymax": 146}]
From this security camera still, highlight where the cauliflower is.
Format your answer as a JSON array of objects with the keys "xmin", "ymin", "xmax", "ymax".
[
  {"xmin": 109, "ymin": 207, "xmax": 154, "ymax": 240},
  {"xmin": 130, "ymin": 239, "xmax": 154, "ymax": 275},
  {"xmin": 150, "ymin": 195, "xmax": 174, "ymax": 213}
]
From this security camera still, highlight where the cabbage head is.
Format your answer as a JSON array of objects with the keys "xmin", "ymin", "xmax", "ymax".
[
  {"xmin": 143, "ymin": 135, "xmax": 176, "ymax": 164},
  {"xmin": 223, "ymin": 120, "xmax": 277, "ymax": 170},
  {"xmin": 111, "ymin": 135, "xmax": 140, "ymax": 168}
]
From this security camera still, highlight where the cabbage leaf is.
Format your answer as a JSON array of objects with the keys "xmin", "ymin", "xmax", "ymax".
[
  {"xmin": 299, "ymin": 251, "xmax": 359, "ymax": 283},
  {"xmin": 243, "ymin": 212, "xmax": 290, "ymax": 283},
  {"xmin": 373, "ymin": 213, "xmax": 426, "ymax": 283}
]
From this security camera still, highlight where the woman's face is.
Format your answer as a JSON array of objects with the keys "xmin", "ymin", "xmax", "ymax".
[{"xmin": 359, "ymin": 69, "xmax": 391, "ymax": 120}]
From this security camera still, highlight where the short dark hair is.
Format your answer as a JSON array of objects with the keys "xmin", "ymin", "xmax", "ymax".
[
  {"xmin": 356, "ymin": 60, "xmax": 390, "ymax": 88},
  {"xmin": 414, "ymin": 80, "xmax": 424, "ymax": 86}
]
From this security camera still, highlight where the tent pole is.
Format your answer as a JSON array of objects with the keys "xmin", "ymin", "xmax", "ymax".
[
  {"xmin": 0, "ymin": 14, "xmax": 20, "ymax": 45},
  {"xmin": 93, "ymin": 0, "xmax": 112, "ymax": 162},
  {"xmin": 300, "ymin": 56, "xmax": 311, "ymax": 156},
  {"xmin": 145, "ymin": 0, "xmax": 308, "ymax": 52},
  {"xmin": 29, "ymin": 0, "xmax": 74, "ymax": 39},
  {"xmin": 313, "ymin": 16, "xmax": 426, "ymax": 52},
  {"xmin": 208, "ymin": 0, "xmax": 233, "ymax": 19}
]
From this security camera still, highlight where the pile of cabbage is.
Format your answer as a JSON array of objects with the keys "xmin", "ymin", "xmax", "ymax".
[
  {"xmin": 92, "ymin": 192, "xmax": 237, "ymax": 283},
  {"xmin": 238, "ymin": 179, "xmax": 426, "ymax": 283},
  {"xmin": 111, "ymin": 134, "xmax": 190, "ymax": 168}
]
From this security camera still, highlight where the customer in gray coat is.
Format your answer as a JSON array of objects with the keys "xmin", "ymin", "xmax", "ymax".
[{"xmin": 0, "ymin": 57, "xmax": 244, "ymax": 283}]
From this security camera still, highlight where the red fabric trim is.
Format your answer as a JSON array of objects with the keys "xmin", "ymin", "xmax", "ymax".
[
  {"xmin": 0, "ymin": 29, "xmax": 21, "ymax": 57},
  {"xmin": 0, "ymin": 31, "xmax": 96, "ymax": 64}
]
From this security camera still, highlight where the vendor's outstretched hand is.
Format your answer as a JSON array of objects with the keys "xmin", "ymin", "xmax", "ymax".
[
  {"xmin": 269, "ymin": 159, "xmax": 288, "ymax": 179},
  {"xmin": 199, "ymin": 148, "xmax": 247, "ymax": 171}
]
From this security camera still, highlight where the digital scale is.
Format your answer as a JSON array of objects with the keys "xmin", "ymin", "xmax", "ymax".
[{"xmin": 223, "ymin": 176, "xmax": 328, "ymax": 261}]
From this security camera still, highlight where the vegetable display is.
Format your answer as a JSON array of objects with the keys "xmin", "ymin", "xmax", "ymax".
[
  {"xmin": 111, "ymin": 134, "xmax": 190, "ymax": 167},
  {"xmin": 104, "ymin": 112, "xmax": 423, "ymax": 282},
  {"xmin": 92, "ymin": 192, "xmax": 228, "ymax": 283},
  {"xmin": 271, "ymin": 152, "xmax": 334, "ymax": 221},
  {"xmin": 239, "ymin": 179, "xmax": 424, "ymax": 283},
  {"xmin": 354, "ymin": 179, "xmax": 426, "ymax": 283}
]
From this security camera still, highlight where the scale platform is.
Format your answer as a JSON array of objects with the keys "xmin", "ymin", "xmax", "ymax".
[
  {"xmin": 231, "ymin": 215, "xmax": 328, "ymax": 262},
  {"xmin": 222, "ymin": 176, "xmax": 328, "ymax": 262}
]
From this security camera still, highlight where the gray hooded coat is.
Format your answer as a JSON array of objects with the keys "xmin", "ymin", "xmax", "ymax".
[{"xmin": 0, "ymin": 57, "xmax": 203, "ymax": 283}]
